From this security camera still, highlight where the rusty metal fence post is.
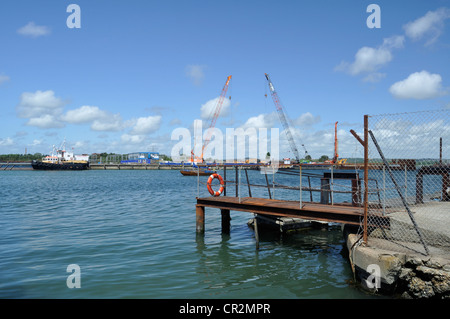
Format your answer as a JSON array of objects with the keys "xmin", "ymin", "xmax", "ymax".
[{"xmin": 363, "ymin": 115, "xmax": 369, "ymax": 245}]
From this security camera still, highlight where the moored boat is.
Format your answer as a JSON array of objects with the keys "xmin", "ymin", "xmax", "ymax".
[
  {"xmin": 31, "ymin": 140, "xmax": 89, "ymax": 171},
  {"xmin": 31, "ymin": 160, "xmax": 89, "ymax": 170},
  {"xmin": 180, "ymin": 169, "xmax": 215, "ymax": 176}
]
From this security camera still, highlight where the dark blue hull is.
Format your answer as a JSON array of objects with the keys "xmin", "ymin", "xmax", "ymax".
[{"xmin": 31, "ymin": 160, "xmax": 89, "ymax": 170}]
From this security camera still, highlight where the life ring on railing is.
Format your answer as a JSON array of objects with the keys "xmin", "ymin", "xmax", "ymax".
[{"xmin": 207, "ymin": 173, "xmax": 225, "ymax": 196}]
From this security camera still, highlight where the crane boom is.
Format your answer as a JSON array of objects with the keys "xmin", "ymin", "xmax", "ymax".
[
  {"xmin": 333, "ymin": 121, "xmax": 339, "ymax": 163},
  {"xmin": 191, "ymin": 75, "xmax": 232, "ymax": 163},
  {"xmin": 265, "ymin": 73, "xmax": 301, "ymax": 162}
]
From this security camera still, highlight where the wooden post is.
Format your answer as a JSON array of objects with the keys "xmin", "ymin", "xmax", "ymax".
[
  {"xmin": 245, "ymin": 169, "xmax": 252, "ymax": 197},
  {"xmin": 254, "ymin": 215, "xmax": 260, "ymax": 250},
  {"xmin": 221, "ymin": 209, "xmax": 231, "ymax": 234},
  {"xmin": 299, "ymin": 164, "xmax": 302, "ymax": 208},
  {"xmin": 196, "ymin": 205, "xmax": 205, "ymax": 234},
  {"xmin": 443, "ymin": 171, "xmax": 449, "ymax": 201},
  {"xmin": 351, "ymin": 179, "xmax": 361, "ymax": 206},
  {"xmin": 416, "ymin": 169, "xmax": 424, "ymax": 204},
  {"xmin": 350, "ymin": 117, "xmax": 369, "ymax": 244},
  {"xmin": 235, "ymin": 166, "xmax": 238, "ymax": 197},
  {"xmin": 308, "ymin": 176, "xmax": 313, "ymax": 202},
  {"xmin": 320, "ymin": 178, "xmax": 330, "ymax": 204},
  {"xmin": 223, "ymin": 165, "xmax": 227, "ymax": 196},
  {"xmin": 264, "ymin": 170, "xmax": 272, "ymax": 199}
]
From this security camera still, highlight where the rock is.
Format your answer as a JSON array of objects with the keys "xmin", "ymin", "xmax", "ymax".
[
  {"xmin": 405, "ymin": 255, "xmax": 423, "ymax": 268},
  {"xmin": 399, "ymin": 268, "xmax": 415, "ymax": 282},
  {"xmin": 401, "ymin": 291, "xmax": 413, "ymax": 299},
  {"xmin": 433, "ymin": 277, "xmax": 450, "ymax": 295},
  {"xmin": 408, "ymin": 276, "xmax": 435, "ymax": 298},
  {"xmin": 424, "ymin": 259, "xmax": 443, "ymax": 269},
  {"xmin": 414, "ymin": 266, "xmax": 450, "ymax": 297}
]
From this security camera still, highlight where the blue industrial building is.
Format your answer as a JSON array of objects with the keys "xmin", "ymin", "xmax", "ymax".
[{"xmin": 121, "ymin": 152, "xmax": 160, "ymax": 164}]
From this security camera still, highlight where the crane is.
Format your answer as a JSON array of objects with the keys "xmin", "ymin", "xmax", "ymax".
[
  {"xmin": 333, "ymin": 121, "xmax": 339, "ymax": 163},
  {"xmin": 265, "ymin": 73, "xmax": 303, "ymax": 163},
  {"xmin": 326, "ymin": 121, "xmax": 339, "ymax": 164},
  {"xmin": 191, "ymin": 75, "xmax": 232, "ymax": 163}
]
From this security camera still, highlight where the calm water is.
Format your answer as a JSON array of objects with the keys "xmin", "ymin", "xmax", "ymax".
[{"xmin": 0, "ymin": 169, "xmax": 376, "ymax": 299}]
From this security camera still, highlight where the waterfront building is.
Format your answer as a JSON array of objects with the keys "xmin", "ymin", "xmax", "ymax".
[{"xmin": 121, "ymin": 152, "xmax": 160, "ymax": 164}]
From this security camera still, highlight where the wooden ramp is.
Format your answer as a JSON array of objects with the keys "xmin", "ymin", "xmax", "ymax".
[{"xmin": 196, "ymin": 196, "xmax": 389, "ymax": 233}]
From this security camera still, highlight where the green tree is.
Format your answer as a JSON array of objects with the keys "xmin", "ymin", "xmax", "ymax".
[{"xmin": 160, "ymin": 154, "xmax": 172, "ymax": 161}]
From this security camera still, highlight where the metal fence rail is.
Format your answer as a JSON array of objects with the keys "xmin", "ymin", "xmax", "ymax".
[
  {"xmin": 194, "ymin": 110, "xmax": 449, "ymax": 257},
  {"xmin": 364, "ymin": 109, "xmax": 450, "ymax": 256}
]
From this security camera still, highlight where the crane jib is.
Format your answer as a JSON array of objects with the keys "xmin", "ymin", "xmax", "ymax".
[{"xmin": 265, "ymin": 73, "xmax": 303, "ymax": 162}]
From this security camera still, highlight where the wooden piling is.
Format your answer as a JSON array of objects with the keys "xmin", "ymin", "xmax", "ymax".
[
  {"xmin": 352, "ymin": 179, "xmax": 361, "ymax": 206},
  {"xmin": 235, "ymin": 166, "xmax": 239, "ymax": 197},
  {"xmin": 221, "ymin": 209, "xmax": 231, "ymax": 234},
  {"xmin": 196, "ymin": 205, "xmax": 205, "ymax": 234},
  {"xmin": 443, "ymin": 171, "xmax": 449, "ymax": 201},
  {"xmin": 254, "ymin": 215, "xmax": 260, "ymax": 250},
  {"xmin": 320, "ymin": 178, "xmax": 330, "ymax": 204},
  {"xmin": 245, "ymin": 169, "xmax": 252, "ymax": 197}
]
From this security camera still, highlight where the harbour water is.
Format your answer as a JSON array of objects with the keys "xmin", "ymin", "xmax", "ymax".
[{"xmin": 0, "ymin": 169, "xmax": 379, "ymax": 299}]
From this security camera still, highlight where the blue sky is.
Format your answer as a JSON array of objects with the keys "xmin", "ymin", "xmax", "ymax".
[{"xmin": 1, "ymin": 0, "xmax": 449, "ymax": 160}]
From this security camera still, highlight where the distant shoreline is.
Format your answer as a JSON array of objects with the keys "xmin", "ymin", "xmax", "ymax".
[{"xmin": 1, "ymin": 162, "xmax": 341, "ymax": 171}]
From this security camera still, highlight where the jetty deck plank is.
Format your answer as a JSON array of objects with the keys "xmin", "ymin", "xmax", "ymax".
[{"xmin": 196, "ymin": 196, "xmax": 388, "ymax": 227}]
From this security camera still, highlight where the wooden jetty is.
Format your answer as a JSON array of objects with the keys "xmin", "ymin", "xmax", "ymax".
[{"xmin": 195, "ymin": 196, "xmax": 389, "ymax": 234}]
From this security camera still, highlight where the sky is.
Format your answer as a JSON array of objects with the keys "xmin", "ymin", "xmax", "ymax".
[{"xmin": 1, "ymin": 0, "xmax": 449, "ymax": 160}]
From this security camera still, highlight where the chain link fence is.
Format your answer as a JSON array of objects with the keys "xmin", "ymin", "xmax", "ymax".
[{"xmin": 362, "ymin": 109, "xmax": 450, "ymax": 256}]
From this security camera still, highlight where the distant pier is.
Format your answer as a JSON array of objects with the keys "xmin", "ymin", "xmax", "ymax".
[{"xmin": 0, "ymin": 162, "xmax": 32, "ymax": 170}]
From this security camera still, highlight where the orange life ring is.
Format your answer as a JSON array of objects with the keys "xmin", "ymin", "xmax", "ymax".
[{"xmin": 207, "ymin": 173, "xmax": 225, "ymax": 196}]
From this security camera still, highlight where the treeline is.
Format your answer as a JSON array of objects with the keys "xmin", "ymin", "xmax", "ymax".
[{"xmin": 0, "ymin": 153, "xmax": 47, "ymax": 162}]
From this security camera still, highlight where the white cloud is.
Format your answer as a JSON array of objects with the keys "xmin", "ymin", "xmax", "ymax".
[
  {"xmin": 130, "ymin": 115, "xmax": 162, "ymax": 135},
  {"xmin": 17, "ymin": 22, "xmax": 51, "ymax": 38},
  {"xmin": 30, "ymin": 139, "xmax": 42, "ymax": 146},
  {"xmin": 389, "ymin": 70, "xmax": 447, "ymax": 99},
  {"xmin": 293, "ymin": 112, "xmax": 321, "ymax": 127},
  {"xmin": 362, "ymin": 72, "xmax": 386, "ymax": 83},
  {"xmin": 61, "ymin": 105, "xmax": 108, "ymax": 124},
  {"xmin": 16, "ymin": 90, "xmax": 67, "ymax": 128},
  {"xmin": 403, "ymin": 7, "xmax": 450, "ymax": 45},
  {"xmin": 91, "ymin": 113, "xmax": 124, "ymax": 132},
  {"xmin": 0, "ymin": 74, "xmax": 10, "ymax": 85},
  {"xmin": 335, "ymin": 35, "xmax": 404, "ymax": 80},
  {"xmin": 73, "ymin": 141, "xmax": 85, "ymax": 149},
  {"xmin": 16, "ymin": 90, "xmax": 66, "ymax": 118},
  {"xmin": 26, "ymin": 114, "xmax": 65, "ymax": 129},
  {"xmin": 370, "ymin": 117, "xmax": 450, "ymax": 159},
  {"xmin": 61, "ymin": 105, "xmax": 129, "ymax": 132},
  {"xmin": 121, "ymin": 134, "xmax": 145, "ymax": 144},
  {"xmin": 381, "ymin": 35, "xmax": 405, "ymax": 49},
  {"xmin": 200, "ymin": 96, "xmax": 231, "ymax": 120},
  {"xmin": 241, "ymin": 112, "xmax": 278, "ymax": 129},
  {"xmin": 185, "ymin": 64, "xmax": 206, "ymax": 86},
  {"xmin": 170, "ymin": 118, "xmax": 182, "ymax": 126},
  {"xmin": 0, "ymin": 137, "xmax": 14, "ymax": 146}
]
